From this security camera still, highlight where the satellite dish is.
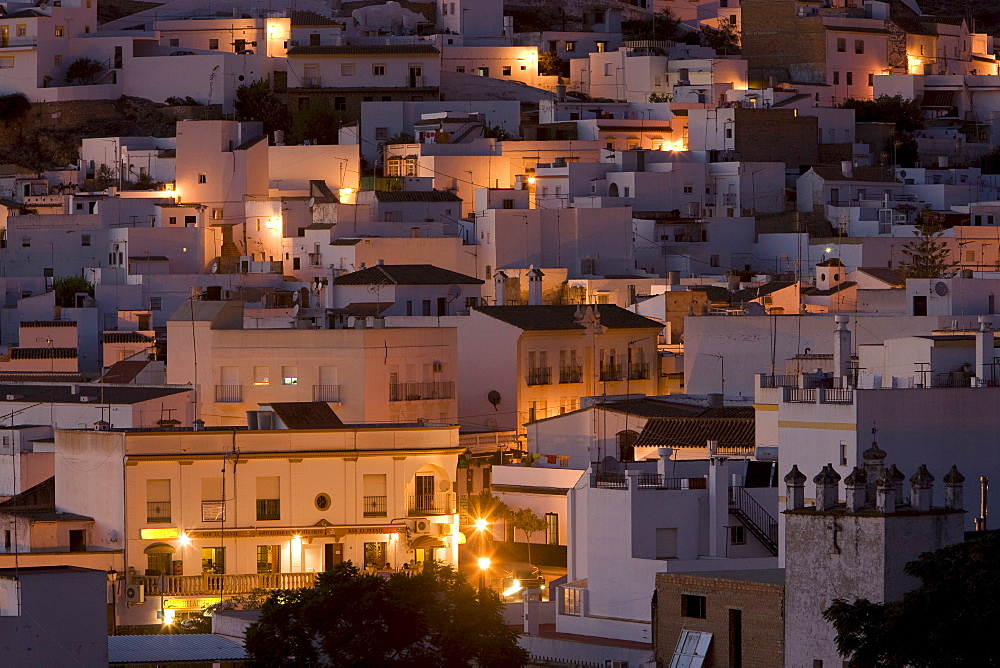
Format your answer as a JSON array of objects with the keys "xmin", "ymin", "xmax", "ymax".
[
  {"xmin": 447, "ymin": 284, "xmax": 462, "ymax": 301},
  {"xmin": 307, "ymin": 197, "xmax": 315, "ymax": 209},
  {"xmin": 934, "ymin": 282, "xmax": 949, "ymax": 296},
  {"xmin": 211, "ymin": 263, "xmax": 218, "ymax": 274},
  {"xmin": 487, "ymin": 390, "xmax": 502, "ymax": 409}
]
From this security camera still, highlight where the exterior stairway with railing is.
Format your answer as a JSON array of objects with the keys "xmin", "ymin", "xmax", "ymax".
[{"xmin": 728, "ymin": 486, "xmax": 779, "ymax": 556}]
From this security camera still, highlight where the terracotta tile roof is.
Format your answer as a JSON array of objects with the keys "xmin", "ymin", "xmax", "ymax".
[
  {"xmin": 475, "ymin": 305, "xmax": 663, "ymax": 331},
  {"xmin": 290, "ymin": 10, "xmax": 341, "ymax": 26},
  {"xmin": 99, "ymin": 360, "xmax": 151, "ymax": 384},
  {"xmin": 800, "ymin": 281, "xmax": 857, "ymax": 296},
  {"xmin": 287, "ymin": 45, "xmax": 439, "ymax": 56},
  {"xmin": 9, "ymin": 347, "xmax": 76, "ymax": 359},
  {"xmin": 267, "ymin": 402, "xmax": 345, "ymax": 429},
  {"xmin": 333, "ymin": 264, "xmax": 483, "ymax": 286},
  {"xmin": 855, "ymin": 266, "xmax": 905, "ymax": 287},
  {"xmin": 373, "ymin": 190, "xmax": 461, "ymax": 203},
  {"xmin": 634, "ymin": 416, "xmax": 756, "ymax": 448}
]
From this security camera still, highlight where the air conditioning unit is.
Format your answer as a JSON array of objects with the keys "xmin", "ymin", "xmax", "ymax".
[
  {"xmin": 432, "ymin": 361, "xmax": 443, "ymax": 373},
  {"xmin": 414, "ymin": 519, "xmax": 431, "ymax": 534},
  {"xmin": 438, "ymin": 523, "xmax": 453, "ymax": 536},
  {"xmin": 125, "ymin": 584, "xmax": 145, "ymax": 604}
]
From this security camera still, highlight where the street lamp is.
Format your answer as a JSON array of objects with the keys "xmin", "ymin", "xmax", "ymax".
[{"xmin": 477, "ymin": 556, "xmax": 491, "ymax": 590}]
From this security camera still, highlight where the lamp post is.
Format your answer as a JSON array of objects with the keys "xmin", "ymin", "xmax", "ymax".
[{"xmin": 477, "ymin": 556, "xmax": 491, "ymax": 590}]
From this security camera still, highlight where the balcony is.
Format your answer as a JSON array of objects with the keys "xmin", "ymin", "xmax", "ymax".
[
  {"xmin": 783, "ymin": 387, "xmax": 817, "ymax": 403},
  {"xmin": 313, "ymin": 384, "xmax": 341, "ymax": 402},
  {"xmin": 389, "ymin": 381, "xmax": 455, "ymax": 402},
  {"xmin": 301, "ymin": 76, "xmax": 322, "ymax": 87},
  {"xmin": 526, "ymin": 367, "xmax": 552, "ymax": 386},
  {"xmin": 308, "ymin": 253, "xmax": 323, "ymax": 267},
  {"xmin": 407, "ymin": 491, "xmax": 456, "ymax": 516},
  {"xmin": 215, "ymin": 384, "xmax": 242, "ymax": 403},
  {"xmin": 363, "ymin": 495, "xmax": 387, "ymax": 517},
  {"xmin": 256, "ymin": 499, "xmax": 280, "ymax": 521},
  {"xmin": 146, "ymin": 501, "xmax": 171, "ymax": 523},
  {"xmin": 599, "ymin": 363, "xmax": 623, "ymax": 382},
  {"xmin": 559, "ymin": 365, "xmax": 583, "ymax": 384},
  {"xmin": 201, "ymin": 500, "xmax": 225, "ymax": 522},
  {"xmin": 591, "ymin": 472, "xmax": 708, "ymax": 490},
  {"xmin": 132, "ymin": 572, "xmax": 316, "ymax": 597},
  {"xmin": 0, "ymin": 37, "xmax": 38, "ymax": 49},
  {"xmin": 628, "ymin": 362, "xmax": 650, "ymax": 380}
]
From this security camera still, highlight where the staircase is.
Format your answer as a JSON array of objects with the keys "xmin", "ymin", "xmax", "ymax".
[{"xmin": 729, "ymin": 486, "xmax": 779, "ymax": 556}]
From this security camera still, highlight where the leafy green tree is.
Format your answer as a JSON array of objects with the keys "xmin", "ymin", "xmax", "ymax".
[
  {"xmin": 897, "ymin": 224, "xmax": 957, "ymax": 279},
  {"xmin": 648, "ymin": 92, "xmax": 673, "ymax": 103},
  {"xmin": 0, "ymin": 93, "xmax": 30, "ymax": 121},
  {"xmin": 288, "ymin": 100, "xmax": 341, "ymax": 145},
  {"xmin": 64, "ymin": 58, "xmax": 105, "ymax": 85},
  {"xmin": 245, "ymin": 561, "xmax": 527, "ymax": 667},
  {"xmin": 538, "ymin": 50, "xmax": 563, "ymax": 77},
  {"xmin": 823, "ymin": 532, "xmax": 1000, "ymax": 667},
  {"xmin": 699, "ymin": 21, "xmax": 741, "ymax": 54},
  {"xmin": 54, "ymin": 276, "xmax": 94, "ymax": 307},
  {"xmin": 839, "ymin": 94, "xmax": 924, "ymax": 134},
  {"xmin": 233, "ymin": 79, "xmax": 289, "ymax": 140},
  {"xmin": 510, "ymin": 508, "xmax": 547, "ymax": 566},
  {"xmin": 622, "ymin": 9, "xmax": 681, "ymax": 41}
]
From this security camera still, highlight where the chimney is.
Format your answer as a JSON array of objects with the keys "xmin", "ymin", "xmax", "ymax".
[
  {"xmin": 841, "ymin": 160, "xmax": 853, "ymax": 179},
  {"xmin": 876, "ymin": 469, "xmax": 896, "ymax": 513},
  {"xmin": 862, "ymin": 440, "xmax": 887, "ymax": 505},
  {"xmin": 784, "ymin": 465, "xmax": 807, "ymax": 510},
  {"xmin": 527, "ymin": 268, "xmax": 544, "ymax": 306},
  {"xmin": 976, "ymin": 316, "xmax": 994, "ymax": 386},
  {"xmin": 192, "ymin": 419, "xmax": 205, "ymax": 432},
  {"xmin": 844, "ymin": 466, "xmax": 867, "ymax": 512},
  {"xmin": 523, "ymin": 587, "xmax": 542, "ymax": 635},
  {"xmin": 813, "ymin": 464, "xmax": 841, "ymax": 511},
  {"xmin": 943, "ymin": 465, "xmax": 965, "ymax": 510},
  {"xmin": 833, "ymin": 315, "xmax": 851, "ymax": 382},
  {"xmin": 667, "ymin": 270, "xmax": 680, "ymax": 286},
  {"xmin": 493, "ymin": 270, "xmax": 508, "ymax": 305},
  {"xmin": 708, "ymin": 457, "xmax": 729, "ymax": 557},
  {"xmin": 909, "ymin": 464, "xmax": 934, "ymax": 511},
  {"xmin": 706, "ymin": 439, "xmax": 718, "ymax": 456},
  {"xmin": 656, "ymin": 448, "xmax": 674, "ymax": 477},
  {"xmin": 888, "ymin": 464, "xmax": 906, "ymax": 508},
  {"xmin": 707, "ymin": 393, "xmax": 724, "ymax": 407},
  {"xmin": 977, "ymin": 476, "xmax": 989, "ymax": 530}
]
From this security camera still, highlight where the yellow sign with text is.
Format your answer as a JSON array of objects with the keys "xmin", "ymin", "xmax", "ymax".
[
  {"xmin": 163, "ymin": 597, "xmax": 221, "ymax": 610},
  {"xmin": 140, "ymin": 528, "xmax": 180, "ymax": 540}
]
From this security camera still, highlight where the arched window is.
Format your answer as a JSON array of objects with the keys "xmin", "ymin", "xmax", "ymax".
[
  {"xmin": 609, "ymin": 183, "xmax": 620, "ymax": 197},
  {"xmin": 144, "ymin": 542, "xmax": 175, "ymax": 576},
  {"xmin": 617, "ymin": 430, "xmax": 639, "ymax": 462}
]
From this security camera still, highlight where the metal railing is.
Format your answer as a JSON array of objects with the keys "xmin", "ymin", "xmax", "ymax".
[
  {"xmin": 389, "ymin": 381, "xmax": 455, "ymax": 401},
  {"xmin": 363, "ymin": 495, "xmax": 387, "ymax": 517},
  {"xmin": 308, "ymin": 253, "xmax": 323, "ymax": 267},
  {"xmin": 559, "ymin": 365, "xmax": 583, "ymax": 384},
  {"xmin": 759, "ymin": 374, "xmax": 800, "ymax": 388},
  {"xmin": 459, "ymin": 430, "xmax": 519, "ymax": 454},
  {"xmin": 214, "ymin": 384, "xmax": 242, "ymax": 403},
  {"xmin": 201, "ymin": 500, "xmax": 225, "ymax": 522},
  {"xmin": 146, "ymin": 501, "xmax": 171, "ymax": 523},
  {"xmin": 526, "ymin": 367, "xmax": 552, "ymax": 386},
  {"xmin": 591, "ymin": 472, "xmax": 708, "ymax": 490},
  {"xmin": 407, "ymin": 492, "xmax": 456, "ymax": 516},
  {"xmin": 313, "ymin": 384, "xmax": 341, "ymax": 402},
  {"xmin": 132, "ymin": 572, "xmax": 316, "ymax": 597},
  {"xmin": 0, "ymin": 38, "xmax": 38, "ymax": 49},
  {"xmin": 820, "ymin": 388, "xmax": 854, "ymax": 404},
  {"xmin": 301, "ymin": 76, "xmax": 322, "ymax": 87},
  {"xmin": 783, "ymin": 387, "xmax": 817, "ymax": 403},
  {"xmin": 729, "ymin": 486, "xmax": 779, "ymax": 556},
  {"xmin": 600, "ymin": 363, "xmax": 623, "ymax": 382},
  {"xmin": 256, "ymin": 499, "xmax": 280, "ymax": 521},
  {"xmin": 591, "ymin": 471, "xmax": 627, "ymax": 488},
  {"xmin": 629, "ymin": 362, "xmax": 650, "ymax": 380}
]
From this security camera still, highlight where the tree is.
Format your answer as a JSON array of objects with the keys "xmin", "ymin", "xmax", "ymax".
[
  {"xmin": 53, "ymin": 276, "xmax": 94, "ymax": 308},
  {"xmin": 622, "ymin": 9, "xmax": 682, "ymax": 42},
  {"xmin": 538, "ymin": 50, "xmax": 563, "ymax": 77},
  {"xmin": 823, "ymin": 532, "xmax": 1000, "ymax": 667},
  {"xmin": 699, "ymin": 21, "xmax": 741, "ymax": 54},
  {"xmin": 897, "ymin": 224, "xmax": 957, "ymax": 279},
  {"xmin": 839, "ymin": 94, "xmax": 924, "ymax": 134},
  {"xmin": 288, "ymin": 100, "xmax": 342, "ymax": 146},
  {"xmin": 510, "ymin": 508, "xmax": 547, "ymax": 566},
  {"xmin": 0, "ymin": 93, "xmax": 30, "ymax": 121},
  {"xmin": 233, "ymin": 79, "xmax": 289, "ymax": 140},
  {"xmin": 245, "ymin": 561, "xmax": 527, "ymax": 667},
  {"xmin": 64, "ymin": 58, "xmax": 105, "ymax": 85}
]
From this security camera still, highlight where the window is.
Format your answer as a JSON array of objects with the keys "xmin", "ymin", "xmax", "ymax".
[
  {"xmin": 682, "ymin": 594, "xmax": 707, "ymax": 618},
  {"xmin": 375, "ymin": 127, "xmax": 388, "ymax": 141},
  {"xmin": 168, "ymin": 216, "xmax": 177, "ymax": 225},
  {"xmin": 596, "ymin": 41, "xmax": 607, "ymax": 52},
  {"xmin": 55, "ymin": 26, "xmax": 65, "ymax": 37},
  {"xmin": 202, "ymin": 547, "xmax": 225, "ymax": 574},
  {"xmin": 477, "ymin": 66, "xmax": 489, "ymax": 77},
  {"xmin": 257, "ymin": 545, "xmax": 279, "ymax": 573},
  {"xmin": 455, "ymin": 66, "xmax": 465, "ymax": 73},
  {"xmin": 184, "ymin": 215, "xmax": 196, "ymax": 226},
  {"xmin": 334, "ymin": 97, "xmax": 346, "ymax": 111},
  {"xmin": 81, "ymin": 234, "xmax": 90, "ymax": 247},
  {"xmin": 198, "ymin": 173, "xmax": 206, "ymax": 184},
  {"xmin": 836, "ymin": 38, "xmax": 846, "ymax": 52},
  {"xmin": 149, "ymin": 297, "xmax": 162, "ymax": 310},
  {"xmin": 202, "ymin": 477, "xmax": 225, "ymax": 521},
  {"xmin": 565, "ymin": 41, "xmax": 575, "ymax": 52},
  {"xmin": 282, "ymin": 366, "xmax": 298, "ymax": 385},
  {"xmin": 683, "ymin": 185, "xmax": 693, "ymax": 194},
  {"xmin": 364, "ymin": 541, "xmax": 387, "ymax": 568},
  {"xmin": 15, "ymin": 25, "xmax": 25, "ymax": 37},
  {"xmin": 292, "ymin": 257, "xmax": 300, "ymax": 270},
  {"xmin": 69, "ymin": 529, "xmax": 86, "ymax": 552},
  {"xmin": 341, "ymin": 63, "xmax": 355, "ymax": 76},
  {"xmin": 868, "ymin": 73, "xmax": 874, "ymax": 87},
  {"xmin": 169, "ymin": 38, "xmax": 179, "ymax": 47},
  {"xmin": 562, "ymin": 588, "xmax": 582, "ymax": 614},
  {"xmin": 84, "ymin": 25, "xmax": 90, "ymax": 33},
  {"xmin": 855, "ymin": 40, "xmax": 864, "ymax": 54},
  {"xmin": 363, "ymin": 474, "xmax": 387, "ymax": 517},
  {"xmin": 422, "ymin": 299, "xmax": 431, "ymax": 316},
  {"xmin": 146, "ymin": 543, "xmax": 174, "ymax": 576},
  {"xmin": 730, "ymin": 526, "xmax": 746, "ymax": 545},
  {"xmin": 604, "ymin": 63, "xmax": 612, "ymax": 76},
  {"xmin": 656, "ymin": 528, "xmax": 677, "ymax": 559},
  {"xmin": 146, "ymin": 479, "xmax": 171, "ymax": 523},
  {"xmin": 253, "ymin": 366, "xmax": 269, "ymax": 385},
  {"xmin": 208, "ymin": 38, "xmax": 219, "ymax": 50},
  {"xmin": 212, "ymin": 209, "xmax": 223, "ymax": 220},
  {"xmin": 546, "ymin": 513, "xmax": 559, "ymax": 545},
  {"xmin": 846, "ymin": 72, "xmax": 853, "ymax": 86},
  {"xmin": 256, "ymin": 477, "xmax": 280, "ymax": 520},
  {"xmin": 833, "ymin": 71, "xmax": 840, "ymax": 85},
  {"xmin": 372, "ymin": 64, "xmax": 386, "ymax": 76},
  {"xmin": 710, "ymin": 255, "xmax": 720, "ymax": 267},
  {"xmin": 0, "ymin": 58, "xmax": 13, "ymax": 69},
  {"xmin": 54, "ymin": 54, "xmax": 62, "ymax": 67},
  {"xmin": 502, "ymin": 198, "xmax": 514, "ymax": 209},
  {"xmin": 502, "ymin": 65, "xmax": 511, "ymax": 76}
]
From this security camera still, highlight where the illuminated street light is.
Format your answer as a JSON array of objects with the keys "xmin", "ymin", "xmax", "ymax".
[
  {"xmin": 474, "ymin": 518, "xmax": 489, "ymax": 532},
  {"xmin": 477, "ymin": 556, "xmax": 491, "ymax": 590}
]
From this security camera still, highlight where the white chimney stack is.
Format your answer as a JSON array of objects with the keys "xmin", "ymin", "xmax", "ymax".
[
  {"xmin": 527, "ymin": 268, "xmax": 544, "ymax": 306},
  {"xmin": 833, "ymin": 315, "xmax": 851, "ymax": 383},
  {"xmin": 976, "ymin": 315, "xmax": 993, "ymax": 386},
  {"xmin": 494, "ymin": 270, "xmax": 508, "ymax": 306}
]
